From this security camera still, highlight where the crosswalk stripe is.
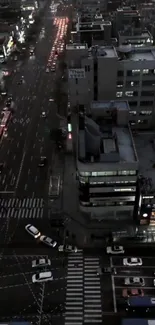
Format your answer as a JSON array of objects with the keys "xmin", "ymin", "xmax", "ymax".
[
  {"xmin": 65, "ymin": 253, "xmax": 103, "ymax": 325},
  {"xmin": 0, "ymin": 198, "xmax": 44, "ymax": 219}
]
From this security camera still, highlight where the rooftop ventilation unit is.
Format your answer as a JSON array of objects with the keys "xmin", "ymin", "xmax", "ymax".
[{"xmin": 118, "ymin": 43, "xmax": 132, "ymax": 53}]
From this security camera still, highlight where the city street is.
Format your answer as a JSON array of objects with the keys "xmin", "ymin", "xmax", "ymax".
[
  {"xmin": 0, "ymin": 5, "xmax": 66, "ymax": 198},
  {"xmin": 0, "ymin": 253, "xmax": 67, "ymax": 323}
]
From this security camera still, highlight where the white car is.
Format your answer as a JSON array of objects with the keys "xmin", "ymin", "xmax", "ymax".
[
  {"xmin": 58, "ymin": 244, "xmax": 77, "ymax": 253},
  {"xmin": 32, "ymin": 258, "xmax": 51, "ymax": 268},
  {"xmin": 49, "ymin": 98, "xmax": 54, "ymax": 102},
  {"xmin": 32, "ymin": 271, "xmax": 53, "ymax": 283},
  {"xmin": 25, "ymin": 224, "xmax": 41, "ymax": 239},
  {"xmin": 41, "ymin": 112, "xmax": 46, "ymax": 117},
  {"xmin": 106, "ymin": 246, "xmax": 124, "ymax": 255},
  {"xmin": 40, "ymin": 235, "xmax": 57, "ymax": 247},
  {"xmin": 123, "ymin": 257, "xmax": 142, "ymax": 266},
  {"xmin": 124, "ymin": 277, "xmax": 145, "ymax": 286},
  {"xmin": 2, "ymin": 107, "xmax": 8, "ymax": 111}
]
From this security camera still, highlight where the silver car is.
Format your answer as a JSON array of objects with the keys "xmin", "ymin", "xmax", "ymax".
[
  {"xmin": 40, "ymin": 235, "xmax": 57, "ymax": 247},
  {"xmin": 124, "ymin": 277, "xmax": 145, "ymax": 286},
  {"xmin": 32, "ymin": 258, "xmax": 51, "ymax": 268},
  {"xmin": 25, "ymin": 224, "xmax": 41, "ymax": 239}
]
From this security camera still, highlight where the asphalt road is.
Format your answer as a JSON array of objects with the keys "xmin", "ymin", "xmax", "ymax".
[
  {"xmin": 0, "ymin": 5, "xmax": 64, "ymax": 198},
  {"xmin": 0, "ymin": 252, "xmax": 67, "ymax": 324}
]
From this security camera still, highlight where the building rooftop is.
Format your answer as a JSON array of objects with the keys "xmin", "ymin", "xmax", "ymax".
[
  {"xmin": 117, "ymin": 46, "xmax": 155, "ymax": 61},
  {"xmin": 134, "ymin": 132, "xmax": 155, "ymax": 191},
  {"xmin": 119, "ymin": 29, "xmax": 152, "ymax": 38},
  {"xmin": 78, "ymin": 23, "xmax": 103, "ymax": 31},
  {"xmin": 66, "ymin": 43, "xmax": 88, "ymax": 50},
  {"xmin": 130, "ymin": 48, "xmax": 155, "ymax": 61},
  {"xmin": 78, "ymin": 101, "xmax": 138, "ymax": 166},
  {"xmin": 117, "ymin": 6, "xmax": 140, "ymax": 15},
  {"xmin": 89, "ymin": 45, "xmax": 117, "ymax": 58}
]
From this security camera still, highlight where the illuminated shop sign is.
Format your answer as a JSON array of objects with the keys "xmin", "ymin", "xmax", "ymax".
[{"xmin": 68, "ymin": 68, "xmax": 85, "ymax": 79}]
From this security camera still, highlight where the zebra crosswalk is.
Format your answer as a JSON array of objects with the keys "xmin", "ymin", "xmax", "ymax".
[
  {"xmin": 65, "ymin": 252, "xmax": 103, "ymax": 325},
  {"xmin": 0, "ymin": 198, "xmax": 44, "ymax": 219},
  {"xmin": 84, "ymin": 257, "xmax": 102, "ymax": 323}
]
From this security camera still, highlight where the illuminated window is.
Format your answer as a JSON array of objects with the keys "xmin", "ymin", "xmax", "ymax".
[
  {"xmin": 116, "ymin": 92, "xmax": 122, "ymax": 98},
  {"xmin": 129, "ymin": 111, "xmax": 136, "ymax": 115},
  {"xmin": 143, "ymin": 69, "xmax": 149, "ymax": 75},
  {"xmin": 125, "ymin": 91, "xmax": 134, "ymax": 97},
  {"xmin": 140, "ymin": 111, "xmax": 152, "ymax": 116},
  {"xmin": 132, "ymin": 69, "xmax": 140, "ymax": 75},
  {"xmin": 117, "ymin": 82, "xmax": 123, "ymax": 88}
]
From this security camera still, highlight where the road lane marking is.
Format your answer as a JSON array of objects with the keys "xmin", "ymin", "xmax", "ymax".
[
  {"xmin": 15, "ymin": 151, "xmax": 26, "ymax": 190},
  {"xmin": 114, "ymin": 275, "xmax": 155, "ymax": 278},
  {"xmin": 114, "ymin": 265, "xmax": 155, "ymax": 268},
  {"xmin": 110, "ymin": 257, "xmax": 117, "ymax": 312},
  {"xmin": 0, "ymin": 282, "xmax": 33, "ymax": 289},
  {"xmin": 115, "ymin": 286, "xmax": 155, "ymax": 289},
  {"xmin": 24, "ymin": 183, "xmax": 28, "ymax": 191},
  {"xmin": 0, "ymin": 271, "xmax": 34, "ymax": 279}
]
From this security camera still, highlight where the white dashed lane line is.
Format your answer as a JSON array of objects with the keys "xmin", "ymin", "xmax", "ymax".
[
  {"xmin": 0, "ymin": 271, "xmax": 34, "ymax": 279},
  {"xmin": 0, "ymin": 282, "xmax": 33, "ymax": 290}
]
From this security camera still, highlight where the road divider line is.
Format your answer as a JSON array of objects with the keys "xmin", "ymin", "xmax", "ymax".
[
  {"xmin": 115, "ymin": 286, "xmax": 155, "ymax": 289},
  {"xmin": 15, "ymin": 151, "xmax": 26, "ymax": 190}
]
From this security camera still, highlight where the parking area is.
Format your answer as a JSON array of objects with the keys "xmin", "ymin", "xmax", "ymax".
[
  {"xmin": 110, "ymin": 255, "xmax": 155, "ymax": 312},
  {"xmin": 0, "ymin": 254, "xmax": 67, "ymax": 320}
]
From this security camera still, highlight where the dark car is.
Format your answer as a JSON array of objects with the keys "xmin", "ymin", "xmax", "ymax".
[
  {"xmin": 6, "ymin": 95, "xmax": 13, "ymax": 107},
  {"xmin": 38, "ymin": 156, "xmax": 47, "ymax": 167},
  {"xmin": 97, "ymin": 267, "xmax": 117, "ymax": 275},
  {"xmin": 0, "ymin": 163, "xmax": 4, "ymax": 173},
  {"xmin": 17, "ymin": 79, "xmax": 22, "ymax": 85}
]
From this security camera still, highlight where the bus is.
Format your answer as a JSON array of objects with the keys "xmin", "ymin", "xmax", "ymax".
[
  {"xmin": 48, "ymin": 175, "xmax": 61, "ymax": 199},
  {"xmin": 126, "ymin": 296, "xmax": 155, "ymax": 314}
]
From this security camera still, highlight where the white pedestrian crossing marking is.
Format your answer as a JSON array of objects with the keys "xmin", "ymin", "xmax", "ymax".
[
  {"xmin": 0, "ymin": 198, "xmax": 44, "ymax": 219},
  {"xmin": 65, "ymin": 252, "xmax": 103, "ymax": 325},
  {"xmin": 84, "ymin": 257, "xmax": 102, "ymax": 323},
  {"xmin": 65, "ymin": 252, "xmax": 83, "ymax": 325}
]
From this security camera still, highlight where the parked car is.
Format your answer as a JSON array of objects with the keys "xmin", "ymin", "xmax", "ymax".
[
  {"xmin": 123, "ymin": 257, "xmax": 142, "ymax": 266},
  {"xmin": 122, "ymin": 288, "xmax": 144, "ymax": 298},
  {"xmin": 58, "ymin": 244, "xmax": 77, "ymax": 253},
  {"xmin": 32, "ymin": 258, "xmax": 51, "ymax": 268},
  {"xmin": 40, "ymin": 235, "xmax": 57, "ymax": 247},
  {"xmin": 25, "ymin": 224, "xmax": 41, "ymax": 239},
  {"xmin": 106, "ymin": 245, "xmax": 124, "ymax": 255},
  {"xmin": 32, "ymin": 271, "xmax": 53, "ymax": 283},
  {"xmin": 124, "ymin": 277, "xmax": 145, "ymax": 286},
  {"xmin": 97, "ymin": 267, "xmax": 117, "ymax": 275}
]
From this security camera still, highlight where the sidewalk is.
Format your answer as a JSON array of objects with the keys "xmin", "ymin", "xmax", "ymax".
[{"xmin": 63, "ymin": 153, "xmax": 89, "ymax": 246}]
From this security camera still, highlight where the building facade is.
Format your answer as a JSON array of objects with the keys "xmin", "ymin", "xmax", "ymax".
[
  {"xmin": 66, "ymin": 44, "xmax": 155, "ymax": 129},
  {"xmin": 77, "ymin": 100, "xmax": 139, "ymax": 223}
]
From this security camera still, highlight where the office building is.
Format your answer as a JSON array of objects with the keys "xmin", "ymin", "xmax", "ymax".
[
  {"xmin": 66, "ymin": 43, "xmax": 155, "ymax": 129},
  {"xmin": 72, "ymin": 16, "xmax": 112, "ymax": 47},
  {"xmin": 0, "ymin": 0, "xmax": 21, "ymax": 21},
  {"xmin": 77, "ymin": 0, "xmax": 107, "ymax": 14},
  {"xmin": 114, "ymin": 6, "xmax": 141, "ymax": 36},
  {"xmin": 118, "ymin": 29, "xmax": 153, "ymax": 47},
  {"xmin": 77, "ymin": 100, "xmax": 138, "ymax": 223}
]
